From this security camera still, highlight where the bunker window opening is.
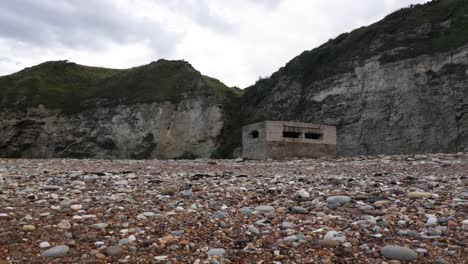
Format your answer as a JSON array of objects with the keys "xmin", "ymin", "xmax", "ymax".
[
  {"xmin": 305, "ymin": 132, "xmax": 323, "ymax": 140},
  {"xmin": 283, "ymin": 131, "xmax": 301, "ymax": 138},
  {"xmin": 250, "ymin": 130, "xmax": 259, "ymax": 138}
]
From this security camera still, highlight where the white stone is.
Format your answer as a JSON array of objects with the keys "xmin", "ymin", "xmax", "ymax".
[
  {"xmin": 57, "ymin": 220, "xmax": 71, "ymax": 230},
  {"xmin": 426, "ymin": 217, "xmax": 437, "ymax": 226},
  {"xmin": 90, "ymin": 223, "xmax": 108, "ymax": 230},
  {"xmin": 39, "ymin": 242, "xmax": 51, "ymax": 249},
  {"xmin": 95, "ymin": 241, "xmax": 105, "ymax": 247},
  {"xmin": 326, "ymin": 196, "xmax": 351, "ymax": 205},
  {"xmin": 70, "ymin": 204, "xmax": 82, "ymax": 210},
  {"xmin": 71, "ymin": 181, "xmax": 85, "ymax": 187},
  {"xmin": 207, "ymin": 248, "xmax": 225, "ymax": 256},
  {"xmin": 254, "ymin": 205, "xmax": 275, "ymax": 213},
  {"xmin": 81, "ymin": 214, "xmax": 96, "ymax": 219},
  {"xmin": 297, "ymin": 189, "xmax": 310, "ymax": 199},
  {"xmin": 114, "ymin": 180, "xmax": 129, "ymax": 185},
  {"xmin": 142, "ymin": 212, "xmax": 158, "ymax": 217},
  {"xmin": 324, "ymin": 231, "xmax": 346, "ymax": 242},
  {"xmin": 154, "ymin": 256, "xmax": 168, "ymax": 261},
  {"xmin": 463, "ymin": 219, "xmax": 468, "ymax": 230}
]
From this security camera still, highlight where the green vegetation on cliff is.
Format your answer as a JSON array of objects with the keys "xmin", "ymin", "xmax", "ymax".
[
  {"xmin": 202, "ymin": 75, "xmax": 244, "ymax": 158},
  {"xmin": 0, "ymin": 61, "xmax": 119, "ymax": 112},
  {"xmin": 0, "ymin": 59, "xmax": 240, "ymax": 113}
]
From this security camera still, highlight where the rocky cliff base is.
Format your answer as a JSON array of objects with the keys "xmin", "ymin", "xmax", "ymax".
[{"xmin": 0, "ymin": 97, "xmax": 223, "ymax": 159}]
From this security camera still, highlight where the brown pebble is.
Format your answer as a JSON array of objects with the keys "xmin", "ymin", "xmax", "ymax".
[{"xmin": 317, "ymin": 239, "xmax": 341, "ymax": 248}]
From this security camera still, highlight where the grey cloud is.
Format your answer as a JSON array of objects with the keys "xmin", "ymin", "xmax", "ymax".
[
  {"xmin": 157, "ymin": 0, "xmax": 283, "ymax": 33},
  {"xmin": 0, "ymin": 0, "xmax": 180, "ymax": 56},
  {"xmin": 249, "ymin": 0, "xmax": 284, "ymax": 9},
  {"xmin": 155, "ymin": 0, "xmax": 235, "ymax": 33},
  {"xmin": 0, "ymin": 56, "xmax": 12, "ymax": 63}
]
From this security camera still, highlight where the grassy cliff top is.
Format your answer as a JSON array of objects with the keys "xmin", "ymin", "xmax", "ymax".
[{"xmin": 0, "ymin": 59, "xmax": 240, "ymax": 113}]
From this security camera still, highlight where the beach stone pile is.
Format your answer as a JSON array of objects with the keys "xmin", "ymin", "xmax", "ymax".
[{"xmin": 0, "ymin": 153, "xmax": 467, "ymax": 263}]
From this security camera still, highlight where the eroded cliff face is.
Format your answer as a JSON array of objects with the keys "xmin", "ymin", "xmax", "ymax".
[
  {"xmin": 0, "ymin": 96, "xmax": 224, "ymax": 159},
  {"xmin": 247, "ymin": 45, "xmax": 468, "ymax": 155},
  {"xmin": 1, "ymin": 1, "xmax": 467, "ymax": 159}
]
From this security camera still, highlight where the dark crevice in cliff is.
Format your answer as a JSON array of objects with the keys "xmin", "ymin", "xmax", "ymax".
[
  {"xmin": 293, "ymin": 87, "xmax": 306, "ymax": 121},
  {"xmin": 356, "ymin": 70, "xmax": 369, "ymax": 147},
  {"xmin": 131, "ymin": 133, "xmax": 156, "ymax": 159}
]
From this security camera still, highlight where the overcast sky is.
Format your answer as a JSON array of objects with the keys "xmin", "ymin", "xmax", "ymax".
[{"xmin": 0, "ymin": 0, "xmax": 429, "ymax": 88}]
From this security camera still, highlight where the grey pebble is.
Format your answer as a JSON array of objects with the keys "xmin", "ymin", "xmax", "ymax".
[
  {"xmin": 171, "ymin": 230, "xmax": 184, "ymax": 236},
  {"xmin": 254, "ymin": 205, "xmax": 275, "ymax": 213},
  {"xmin": 238, "ymin": 207, "xmax": 253, "ymax": 215},
  {"xmin": 106, "ymin": 246, "xmax": 125, "ymax": 257},
  {"xmin": 41, "ymin": 245, "xmax": 70, "ymax": 258},
  {"xmin": 381, "ymin": 245, "xmax": 417, "ymax": 262},
  {"xmin": 207, "ymin": 248, "xmax": 225, "ymax": 256},
  {"xmin": 180, "ymin": 189, "xmax": 193, "ymax": 197},
  {"xmin": 281, "ymin": 222, "xmax": 295, "ymax": 229},
  {"xmin": 290, "ymin": 206, "xmax": 308, "ymax": 214},
  {"xmin": 212, "ymin": 211, "xmax": 227, "ymax": 219},
  {"xmin": 326, "ymin": 196, "xmax": 351, "ymax": 205},
  {"xmin": 91, "ymin": 223, "xmax": 109, "ymax": 230}
]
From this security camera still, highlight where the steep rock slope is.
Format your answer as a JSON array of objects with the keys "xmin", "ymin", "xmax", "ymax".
[
  {"xmin": 240, "ymin": 0, "xmax": 468, "ymax": 156},
  {"xmin": 2, "ymin": 0, "xmax": 467, "ymax": 159},
  {"xmin": 0, "ymin": 60, "xmax": 240, "ymax": 159}
]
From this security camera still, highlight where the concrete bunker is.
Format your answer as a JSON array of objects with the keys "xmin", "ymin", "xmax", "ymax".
[{"xmin": 242, "ymin": 121, "xmax": 336, "ymax": 160}]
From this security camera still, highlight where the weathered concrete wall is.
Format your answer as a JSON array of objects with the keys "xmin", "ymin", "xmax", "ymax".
[
  {"xmin": 242, "ymin": 121, "xmax": 336, "ymax": 160},
  {"xmin": 242, "ymin": 122, "xmax": 268, "ymax": 160},
  {"xmin": 265, "ymin": 121, "xmax": 337, "ymax": 145},
  {"xmin": 267, "ymin": 142, "xmax": 336, "ymax": 160}
]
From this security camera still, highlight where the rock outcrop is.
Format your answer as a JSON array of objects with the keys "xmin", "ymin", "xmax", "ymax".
[
  {"xmin": 0, "ymin": 60, "xmax": 238, "ymax": 159},
  {"xmin": 242, "ymin": 46, "xmax": 468, "ymax": 156},
  {"xmin": 0, "ymin": 98, "xmax": 223, "ymax": 159},
  {"xmin": 240, "ymin": 0, "xmax": 468, "ymax": 156}
]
